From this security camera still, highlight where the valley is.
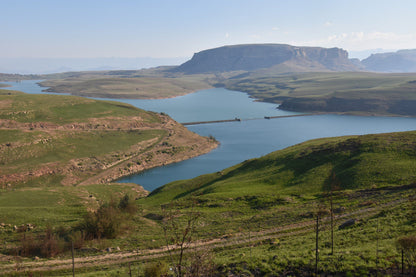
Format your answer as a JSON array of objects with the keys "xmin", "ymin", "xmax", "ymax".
[{"xmin": 1, "ymin": 43, "xmax": 416, "ymax": 276}]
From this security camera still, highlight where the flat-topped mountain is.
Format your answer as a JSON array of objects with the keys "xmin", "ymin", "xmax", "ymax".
[
  {"xmin": 173, "ymin": 44, "xmax": 359, "ymax": 74},
  {"xmin": 362, "ymin": 49, "xmax": 416, "ymax": 72}
]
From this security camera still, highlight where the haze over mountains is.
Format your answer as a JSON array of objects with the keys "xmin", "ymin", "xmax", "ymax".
[
  {"xmin": 0, "ymin": 57, "xmax": 188, "ymax": 74},
  {"xmin": 173, "ymin": 44, "xmax": 359, "ymax": 73},
  {"xmin": 361, "ymin": 49, "xmax": 416, "ymax": 72},
  {"xmin": 173, "ymin": 44, "xmax": 416, "ymax": 74},
  {"xmin": 2, "ymin": 44, "xmax": 416, "ymax": 75}
]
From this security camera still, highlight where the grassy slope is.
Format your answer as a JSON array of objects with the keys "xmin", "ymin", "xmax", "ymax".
[
  {"xmin": 148, "ymin": 131, "xmax": 416, "ymax": 203},
  {"xmin": 0, "ymin": 93, "xmax": 158, "ymax": 123},
  {"xmin": 0, "ymin": 130, "xmax": 415, "ymax": 275},
  {"xmin": 225, "ymin": 72, "xmax": 416, "ymax": 116},
  {"xmin": 39, "ymin": 69, "xmax": 216, "ymax": 99},
  {"xmin": 132, "ymin": 131, "xmax": 416, "ymax": 275},
  {"xmin": 0, "ymin": 92, "xmax": 218, "ymax": 266},
  {"xmin": 0, "ymin": 93, "xmax": 159, "ymax": 180},
  {"xmin": 0, "ymin": 92, "xmax": 217, "ymax": 189}
]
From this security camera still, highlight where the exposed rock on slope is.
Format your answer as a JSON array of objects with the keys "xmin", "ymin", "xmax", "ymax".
[
  {"xmin": 362, "ymin": 49, "xmax": 416, "ymax": 72},
  {"xmin": 173, "ymin": 44, "xmax": 359, "ymax": 74}
]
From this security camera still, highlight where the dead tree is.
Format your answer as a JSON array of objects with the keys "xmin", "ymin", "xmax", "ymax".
[{"xmin": 161, "ymin": 203, "xmax": 200, "ymax": 277}]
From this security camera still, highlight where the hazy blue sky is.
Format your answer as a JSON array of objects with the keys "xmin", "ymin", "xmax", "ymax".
[{"xmin": 1, "ymin": 0, "xmax": 416, "ymax": 59}]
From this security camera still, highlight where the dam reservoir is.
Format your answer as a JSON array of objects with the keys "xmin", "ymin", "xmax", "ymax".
[{"xmin": 3, "ymin": 80, "xmax": 416, "ymax": 191}]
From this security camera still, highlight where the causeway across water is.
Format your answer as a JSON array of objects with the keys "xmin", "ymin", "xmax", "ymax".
[{"xmin": 182, "ymin": 113, "xmax": 319, "ymax": 125}]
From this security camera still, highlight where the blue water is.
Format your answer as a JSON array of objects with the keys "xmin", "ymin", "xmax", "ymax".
[
  {"xmin": 1, "ymin": 80, "xmax": 70, "ymax": 95},
  {"xmin": 2, "ymin": 81, "xmax": 297, "ymax": 123},
  {"xmin": 89, "ymin": 87, "xmax": 300, "ymax": 123},
  {"xmin": 119, "ymin": 115, "xmax": 416, "ymax": 190},
  {"xmin": 3, "ymin": 80, "xmax": 416, "ymax": 191}
]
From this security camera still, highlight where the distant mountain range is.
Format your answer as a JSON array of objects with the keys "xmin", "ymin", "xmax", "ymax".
[
  {"xmin": 0, "ymin": 57, "xmax": 188, "ymax": 74},
  {"xmin": 2, "ymin": 44, "xmax": 416, "ymax": 75},
  {"xmin": 361, "ymin": 49, "xmax": 416, "ymax": 72},
  {"xmin": 173, "ymin": 44, "xmax": 359, "ymax": 73},
  {"xmin": 172, "ymin": 44, "xmax": 416, "ymax": 74}
]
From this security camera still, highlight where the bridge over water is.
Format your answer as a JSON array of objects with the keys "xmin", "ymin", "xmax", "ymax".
[{"xmin": 182, "ymin": 113, "xmax": 321, "ymax": 125}]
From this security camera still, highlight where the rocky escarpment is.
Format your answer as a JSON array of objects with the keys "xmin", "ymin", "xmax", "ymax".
[
  {"xmin": 362, "ymin": 49, "xmax": 416, "ymax": 72},
  {"xmin": 279, "ymin": 97, "xmax": 416, "ymax": 116},
  {"xmin": 173, "ymin": 44, "xmax": 359, "ymax": 73}
]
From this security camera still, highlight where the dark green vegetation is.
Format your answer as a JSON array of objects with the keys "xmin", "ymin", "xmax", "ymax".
[
  {"xmin": 150, "ymin": 131, "xmax": 416, "ymax": 201},
  {"xmin": 224, "ymin": 72, "xmax": 416, "ymax": 116},
  {"xmin": 137, "ymin": 131, "xmax": 416, "ymax": 276},
  {"xmin": 1, "ymin": 130, "xmax": 415, "ymax": 276},
  {"xmin": 1, "ymin": 43, "xmax": 416, "ymax": 275},
  {"xmin": 0, "ymin": 91, "xmax": 218, "ymax": 275},
  {"xmin": 0, "ymin": 91, "xmax": 218, "ymax": 263}
]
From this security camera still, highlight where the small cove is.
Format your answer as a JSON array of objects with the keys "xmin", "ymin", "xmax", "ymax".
[{"xmin": 3, "ymin": 80, "xmax": 416, "ymax": 191}]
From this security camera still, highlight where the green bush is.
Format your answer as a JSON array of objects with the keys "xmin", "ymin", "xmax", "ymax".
[
  {"xmin": 77, "ymin": 202, "xmax": 121, "ymax": 240},
  {"xmin": 144, "ymin": 261, "xmax": 168, "ymax": 277},
  {"xmin": 118, "ymin": 193, "xmax": 138, "ymax": 215}
]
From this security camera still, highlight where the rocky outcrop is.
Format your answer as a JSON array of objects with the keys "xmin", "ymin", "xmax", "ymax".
[
  {"xmin": 173, "ymin": 44, "xmax": 359, "ymax": 73},
  {"xmin": 362, "ymin": 49, "xmax": 416, "ymax": 72},
  {"xmin": 279, "ymin": 96, "xmax": 416, "ymax": 116}
]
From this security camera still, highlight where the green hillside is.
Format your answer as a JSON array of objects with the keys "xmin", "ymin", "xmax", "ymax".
[
  {"xmin": 0, "ymin": 93, "xmax": 217, "ymax": 188},
  {"xmin": 0, "ymin": 130, "xmax": 414, "ymax": 275},
  {"xmin": 0, "ymin": 93, "xmax": 415, "ymax": 276},
  {"xmin": 149, "ymin": 131, "xmax": 416, "ymax": 202},
  {"xmin": 134, "ymin": 131, "xmax": 416, "ymax": 276},
  {"xmin": 0, "ymin": 92, "xmax": 159, "ymax": 124}
]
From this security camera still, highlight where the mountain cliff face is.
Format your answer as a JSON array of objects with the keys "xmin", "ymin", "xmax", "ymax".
[
  {"xmin": 362, "ymin": 49, "xmax": 416, "ymax": 72},
  {"xmin": 173, "ymin": 44, "xmax": 359, "ymax": 73}
]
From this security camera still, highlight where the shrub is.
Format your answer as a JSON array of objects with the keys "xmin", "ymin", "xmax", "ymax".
[
  {"xmin": 19, "ymin": 233, "xmax": 41, "ymax": 257},
  {"xmin": 40, "ymin": 226, "xmax": 64, "ymax": 258},
  {"xmin": 18, "ymin": 226, "xmax": 66, "ymax": 258},
  {"xmin": 396, "ymin": 235, "xmax": 416, "ymax": 270},
  {"xmin": 77, "ymin": 202, "xmax": 121, "ymax": 240},
  {"xmin": 144, "ymin": 261, "xmax": 168, "ymax": 277},
  {"xmin": 118, "ymin": 193, "xmax": 137, "ymax": 215},
  {"xmin": 69, "ymin": 230, "xmax": 86, "ymax": 249}
]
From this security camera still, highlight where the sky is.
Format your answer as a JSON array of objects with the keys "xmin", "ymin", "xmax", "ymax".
[{"xmin": 1, "ymin": 0, "xmax": 416, "ymax": 62}]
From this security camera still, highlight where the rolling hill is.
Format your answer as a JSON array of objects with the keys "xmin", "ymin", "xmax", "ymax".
[
  {"xmin": 148, "ymin": 130, "xmax": 416, "ymax": 202},
  {"xmin": 0, "ymin": 90, "xmax": 218, "ymax": 188},
  {"xmin": 1, "ymin": 126, "xmax": 415, "ymax": 275}
]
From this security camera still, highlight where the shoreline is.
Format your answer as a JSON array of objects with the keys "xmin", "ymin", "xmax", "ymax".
[
  {"xmin": 0, "ymin": 113, "xmax": 219, "ymax": 189},
  {"xmin": 5, "ymin": 80, "xmax": 416, "ymax": 118}
]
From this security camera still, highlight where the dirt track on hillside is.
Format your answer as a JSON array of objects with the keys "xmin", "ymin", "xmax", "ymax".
[
  {"xmin": 0, "ymin": 114, "xmax": 218, "ymax": 188},
  {"xmin": 0, "ymin": 198, "xmax": 404, "ymax": 275}
]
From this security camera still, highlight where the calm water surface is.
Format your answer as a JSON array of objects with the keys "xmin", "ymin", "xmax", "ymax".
[
  {"xmin": 3, "ymin": 80, "xmax": 416, "ymax": 191},
  {"xmin": 2, "ymin": 80, "xmax": 70, "ymax": 95},
  {"xmin": 88, "ymin": 87, "xmax": 300, "ymax": 123},
  {"xmin": 119, "ymin": 115, "xmax": 416, "ymax": 190}
]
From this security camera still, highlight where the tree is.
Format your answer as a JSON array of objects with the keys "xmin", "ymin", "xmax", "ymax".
[
  {"xmin": 396, "ymin": 235, "xmax": 416, "ymax": 274},
  {"xmin": 78, "ymin": 200, "xmax": 121, "ymax": 240},
  {"xmin": 118, "ymin": 193, "xmax": 137, "ymax": 215},
  {"xmin": 325, "ymin": 170, "xmax": 341, "ymax": 255},
  {"xmin": 161, "ymin": 203, "xmax": 200, "ymax": 277}
]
